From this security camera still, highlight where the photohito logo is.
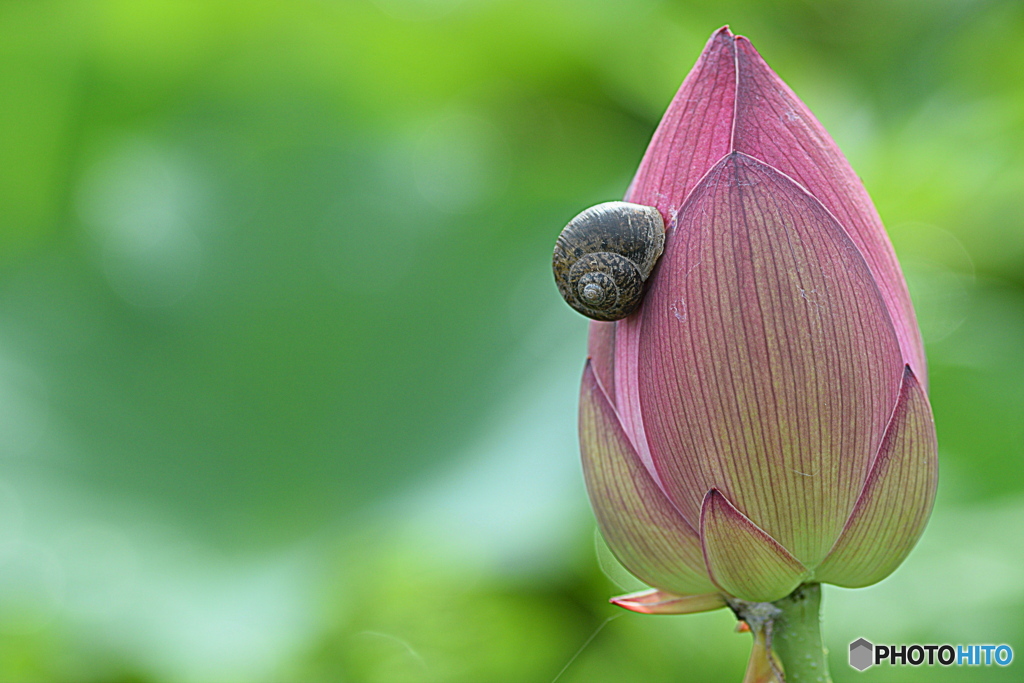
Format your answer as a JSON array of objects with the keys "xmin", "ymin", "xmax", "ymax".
[{"xmin": 849, "ymin": 638, "xmax": 1013, "ymax": 671}]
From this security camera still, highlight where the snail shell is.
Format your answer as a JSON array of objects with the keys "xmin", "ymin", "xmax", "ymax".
[{"xmin": 552, "ymin": 201, "xmax": 666, "ymax": 321}]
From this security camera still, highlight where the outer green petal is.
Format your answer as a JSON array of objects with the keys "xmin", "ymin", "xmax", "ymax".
[
  {"xmin": 700, "ymin": 489, "xmax": 809, "ymax": 602},
  {"xmin": 610, "ymin": 589, "xmax": 726, "ymax": 615},
  {"xmin": 580, "ymin": 362, "xmax": 716, "ymax": 595},
  {"xmin": 815, "ymin": 366, "xmax": 938, "ymax": 587}
]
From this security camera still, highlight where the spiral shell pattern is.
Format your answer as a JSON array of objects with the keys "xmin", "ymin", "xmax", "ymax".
[{"xmin": 552, "ymin": 201, "xmax": 666, "ymax": 321}]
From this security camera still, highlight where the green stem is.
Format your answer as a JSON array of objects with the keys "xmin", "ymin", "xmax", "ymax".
[{"xmin": 771, "ymin": 583, "xmax": 832, "ymax": 683}]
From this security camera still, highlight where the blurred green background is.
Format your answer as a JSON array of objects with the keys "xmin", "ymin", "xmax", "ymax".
[{"xmin": 1, "ymin": 0, "xmax": 1022, "ymax": 681}]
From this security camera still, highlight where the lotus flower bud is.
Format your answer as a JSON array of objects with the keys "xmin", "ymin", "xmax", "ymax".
[{"xmin": 576, "ymin": 26, "xmax": 937, "ymax": 608}]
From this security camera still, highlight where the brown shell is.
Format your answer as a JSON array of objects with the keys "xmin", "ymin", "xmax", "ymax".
[{"xmin": 552, "ymin": 201, "xmax": 666, "ymax": 321}]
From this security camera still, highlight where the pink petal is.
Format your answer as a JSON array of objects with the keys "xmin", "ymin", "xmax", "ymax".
[
  {"xmin": 700, "ymin": 489, "xmax": 809, "ymax": 602},
  {"xmin": 612, "ymin": 28, "xmax": 925, "ymax": 508},
  {"xmin": 611, "ymin": 316, "xmax": 659, "ymax": 480},
  {"xmin": 610, "ymin": 34, "xmax": 739, "ymax": 490},
  {"xmin": 624, "ymin": 27, "xmax": 736, "ymax": 219},
  {"xmin": 814, "ymin": 366, "xmax": 938, "ymax": 586},
  {"xmin": 730, "ymin": 36, "xmax": 926, "ymax": 383},
  {"xmin": 623, "ymin": 27, "xmax": 923, "ymax": 385},
  {"xmin": 610, "ymin": 588, "xmax": 726, "ymax": 615},
  {"xmin": 580, "ymin": 362, "xmax": 715, "ymax": 596},
  {"xmin": 639, "ymin": 152, "xmax": 904, "ymax": 566},
  {"xmin": 617, "ymin": 28, "xmax": 739, "ymax": 458}
]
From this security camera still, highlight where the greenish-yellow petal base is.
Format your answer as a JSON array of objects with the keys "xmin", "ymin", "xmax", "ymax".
[{"xmin": 701, "ymin": 489, "xmax": 809, "ymax": 602}]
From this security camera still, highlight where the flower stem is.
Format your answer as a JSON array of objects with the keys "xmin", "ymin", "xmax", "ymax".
[{"xmin": 770, "ymin": 583, "xmax": 832, "ymax": 683}]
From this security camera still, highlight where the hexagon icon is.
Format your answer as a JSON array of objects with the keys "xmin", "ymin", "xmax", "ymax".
[{"xmin": 849, "ymin": 638, "xmax": 874, "ymax": 671}]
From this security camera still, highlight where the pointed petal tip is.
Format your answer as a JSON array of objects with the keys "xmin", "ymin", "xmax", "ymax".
[
  {"xmin": 706, "ymin": 26, "xmax": 739, "ymax": 53},
  {"xmin": 903, "ymin": 363, "xmax": 923, "ymax": 388},
  {"xmin": 902, "ymin": 362, "xmax": 931, "ymax": 398},
  {"xmin": 732, "ymin": 32, "xmax": 757, "ymax": 51},
  {"xmin": 610, "ymin": 588, "xmax": 726, "ymax": 615},
  {"xmin": 586, "ymin": 321, "xmax": 618, "ymax": 401},
  {"xmin": 581, "ymin": 358, "xmax": 609, "ymax": 403},
  {"xmin": 701, "ymin": 487, "xmax": 723, "ymax": 509},
  {"xmin": 904, "ymin": 362, "xmax": 933, "ymax": 401}
]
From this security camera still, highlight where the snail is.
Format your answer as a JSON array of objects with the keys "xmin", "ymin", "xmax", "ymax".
[{"xmin": 552, "ymin": 201, "xmax": 666, "ymax": 321}]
